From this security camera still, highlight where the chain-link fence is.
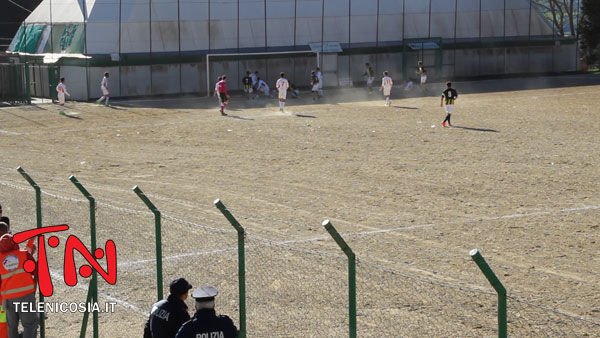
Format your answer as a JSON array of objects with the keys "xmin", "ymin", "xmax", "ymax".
[
  {"xmin": 0, "ymin": 166, "xmax": 599, "ymax": 337},
  {"xmin": 0, "ymin": 63, "xmax": 31, "ymax": 104}
]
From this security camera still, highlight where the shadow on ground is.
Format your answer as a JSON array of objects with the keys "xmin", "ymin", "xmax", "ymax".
[{"xmin": 452, "ymin": 126, "xmax": 498, "ymax": 133}]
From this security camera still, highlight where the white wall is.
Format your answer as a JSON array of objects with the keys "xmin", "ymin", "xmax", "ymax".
[
  {"xmin": 18, "ymin": 0, "xmax": 554, "ymax": 56},
  {"xmin": 87, "ymin": 0, "xmax": 120, "ymax": 54}
]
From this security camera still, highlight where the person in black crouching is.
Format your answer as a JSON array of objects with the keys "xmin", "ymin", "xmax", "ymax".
[{"xmin": 175, "ymin": 286, "xmax": 237, "ymax": 338}]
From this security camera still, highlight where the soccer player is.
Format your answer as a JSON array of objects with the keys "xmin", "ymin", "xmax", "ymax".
[
  {"xmin": 363, "ymin": 63, "xmax": 375, "ymax": 94},
  {"xmin": 217, "ymin": 76, "xmax": 229, "ymax": 116},
  {"xmin": 256, "ymin": 78, "xmax": 269, "ymax": 97},
  {"xmin": 288, "ymin": 83, "xmax": 300, "ymax": 98},
  {"xmin": 316, "ymin": 67, "xmax": 323, "ymax": 98},
  {"xmin": 379, "ymin": 71, "xmax": 393, "ymax": 107},
  {"xmin": 96, "ymin": 72, "xmax": 110, "ymax": 106},
  {"xmin": 276, "ymin": 72, "xmax": 289, "ymax": 112},
  {"xmin": 56, "ymin": 77, "xmax": 70, "ymax": 115},
  {"xmin": 311, "ymin": 71, "xmax": 320, "ymax": 101},
  {"xmin": 441, "ymin": 81, "xmax": 458, "ymax": 127},
  {"xmin": 417, "ymin": 61, "xmax": 427, "ymax": 91},
  {"xmin": 214, "ymin": 76, "xmax": 222, "ymax": 105},
  {"xmin": 251, "ymin": 71, "xmax": 259, "ymax": 98},
  {"xmin": 242, "ymin": 72, "xmax": 253, "ymax": 99},
  {"xmin": 251, "ymin": 71, "xmax": 258, "ymax": 87}
]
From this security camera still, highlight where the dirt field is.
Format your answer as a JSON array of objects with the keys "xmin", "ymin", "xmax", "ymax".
[{"xmin": 0, "ymin": 74, "xmax": 599, "ymax": 337}]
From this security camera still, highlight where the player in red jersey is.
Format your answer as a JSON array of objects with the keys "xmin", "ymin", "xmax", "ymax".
[{"xmin": 217, "ymin": 76, "xmax": 230, "ymax": 116}]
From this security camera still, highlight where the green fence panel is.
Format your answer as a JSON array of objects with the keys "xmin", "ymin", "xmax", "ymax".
[{"xmin": 0, "ymin": 63, "xmax": 31, "ymax": 104}]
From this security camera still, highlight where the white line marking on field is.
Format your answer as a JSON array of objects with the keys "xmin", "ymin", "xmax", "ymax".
[
  {"xmin": 118, "ymin": 247, "xmax": 237, "ymax": 268},
  {"xmin": 20, "ymin": 121, "xmax": 187, "ymax": 135},
  {"xmin": 343, "ymin": 205, "xmax": 599, "ymax": 236},
  {"xmin": 0, "ymin": 129, "xmax": 21, "ymax": 135},
  {"xmin": 117, "ymin": 204, "xmax": 600, "ymax": 267},
  {"xmin": 49, "ymin": 270, "xmax": 147, "ymax": 316}
]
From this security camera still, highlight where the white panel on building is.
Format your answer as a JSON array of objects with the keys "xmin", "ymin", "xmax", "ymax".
[
  {"xmin": 180, "ymin": 0, "xmax": 209, "ymax": 51},
  {"xmin": 121, "ymin": 0, "xmax": 150, "ymax": 53},
  {"xmin": 295, "ymin": 0, "xmax": 322, "ymax": 45},
  {"xmin": 239, "ymin": 0, "xmax": 266, "ymax": 48},
  {"xmin": 151, "ymin": 0, "xmax": 180, "ymax": 53},
  {"xmin": 404, "ymin": 0, "xmax": 430, "ymax": 39},
  {"xmin": 378, "ymin": 0, "xmax": 403, "ymax": 42},
  {"xmin": 86, "ymin": 23, "xmax": 119, "ymax": 54},
  {"xmin": 350, "ymin": 0, "xmax": 376, "ymax": 44},
  {"xmin": 430, "ymin": 0, "xmax": 456, "ymax": 40},
  {"xmin": 505, "ymin": 0, "xmax": 531, "ymax": 36},
  {"xmin": 86, "ymin": 0, "xmax": 120, "ymax": 54},
  {"xmin": 210, "ymin": 0, "xmax": 239, "ymax": 49},
  {"xmin": 456, "ymin": 0, "xmax": 480, "ymax": 39},
  {"xmin": 266, "ymin": 0, "xmax": 295, "ymax": 47},
  {"xmin": 481, "ymin": 0, "xmax": 505, "ymax": 37},
  {"xmin": 323, "ymin": 0, "xmax": 349, "ymax": 44}
]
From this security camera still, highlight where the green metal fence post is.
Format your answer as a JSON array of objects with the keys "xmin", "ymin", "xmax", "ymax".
[
  {"xmin": 16, "ymin": 166, "xmax": 45, "ymax": 338},
  {"xmin": 25, "ymin": 63, "xmax": 31, "ymax": 104},
  {"xmin": 470, "ymin": 249, "xmax": 507, "ymax": 338},
  {"xmin": 79, "ymin": 278, "xmax": 96, "ymax": 338},
  {"xmin": 132, "ymin": 185, "xmax": 164, "ymax": 301},
  {"xmin": 214, "ymin": 199, "xmax": 246, "ymax": 338},
  {"xmin": 322, "ymin": 220, "xmax": 357, "ymax": 338},
  {"xmin": 70, "ymin": 175, "xmax": 99, "ymax": 338}
]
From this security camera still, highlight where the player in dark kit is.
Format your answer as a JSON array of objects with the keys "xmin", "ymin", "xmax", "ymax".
[
  {"xmin": 417, "ymin": 61, "xmax": 427, "ymax": 91},
  {"xmin": 242, "ymin": 72, "xmax": 253, "ymax": 99},
  {"xmin": 441, "ymin": 82, "xmax": 458, "ymax": 127}
]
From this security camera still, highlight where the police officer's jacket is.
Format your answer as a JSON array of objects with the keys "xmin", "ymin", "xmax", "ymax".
[
  {"xmin": 144, "ymin": 295, "xmax": 191, "ymax": 338},
  {"xmin": 174, "ymin": 308, "xmax": 237, "ymax": 338}
]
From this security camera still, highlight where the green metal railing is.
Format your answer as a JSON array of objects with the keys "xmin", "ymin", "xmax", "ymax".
[
  {"xmin": 69, "ymin": 175, "xmax": 99, "ymax": 338},
  {"xmin": 16, "ymin": 166, "xmax": 45, "ymax": 338},
  {"xmin": 132, "ymin": 185, "xmax": 164, "ymax": 301},
  {"xmin": 323, "ymin": 219, "xmax": 357, "ymax": 338},
  {"xmin": 0, "ymin": 63, "xmax": 31, "ymax": 104},
  {"xmin": 214, "ymin": 199, "xmax": 246, "ymax": 338},
  {"xmin": 470, "ymin": 249, "xmax": 507, "ymax": 338}
]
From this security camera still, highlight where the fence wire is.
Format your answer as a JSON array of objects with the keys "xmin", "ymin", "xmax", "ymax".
[{"xmin": 0, "ymin": 168, "xmax": 599, "ymax": 337}]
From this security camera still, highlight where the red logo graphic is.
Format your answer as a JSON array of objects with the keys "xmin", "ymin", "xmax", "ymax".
[{"xmin": 13, "ymin": 225, "xmax": 117, "ymax": 297}]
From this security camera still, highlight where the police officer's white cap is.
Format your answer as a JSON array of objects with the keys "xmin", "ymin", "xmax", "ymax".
[{"xmin": 192, "ymin": 286, "xmax": 218, "ymax": 300}]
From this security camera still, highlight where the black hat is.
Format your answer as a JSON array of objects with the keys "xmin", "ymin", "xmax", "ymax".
[
  {"xmin": 169, "ymin": 278, "xmax": 192, "ymax": 296},
  {"xmin": 0, "ymin": 216, "xmax": 9, "ymax": 227}
]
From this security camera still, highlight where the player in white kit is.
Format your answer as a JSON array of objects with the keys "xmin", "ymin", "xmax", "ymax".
[
  {"xmin": 310, "ymin": 71, "xmax": 320, "ymax": 101},
  {"xmin": 316, "ymin": 67, "xmax": 323, "ymax": 98},
  {"xmin": 379, "ymin": 71, "xmax": 393, "ymax": 107},
  {"xmin": 256, "ymin": 78, "xmax": 270, "ymax": 97},
  {"xmin": 96, "ymin": 72, "xmax": 110, "ymax": 106},
  {"xmin": 251, "ymin": 71, "xmax": 259, "ymax": 99},
  {"xmin": 56, "ymin": 77, "xmax": 70, "ymax": 115},
  {"xmin": 275, "ymin": 72, "xmax": 289, "ymax": 112}
]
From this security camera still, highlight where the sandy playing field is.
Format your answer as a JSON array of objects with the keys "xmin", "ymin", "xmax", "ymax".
[{"xmin": 0, "ymin": 74, "xmax": 599, "ymax": 337}]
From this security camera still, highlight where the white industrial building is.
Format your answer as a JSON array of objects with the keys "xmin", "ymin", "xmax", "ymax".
[{"xmin": 8, "ymin": 0, "xmax": 579, "ymax": 100}]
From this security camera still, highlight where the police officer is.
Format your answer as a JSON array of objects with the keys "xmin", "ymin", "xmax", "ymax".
[
  {"xmin": 175, "ymin": 286, "xmax": 237, "ymax": 338},
  {"xmin": 144, "ymin": 278, "xmax": 193, "ymax": 338}
]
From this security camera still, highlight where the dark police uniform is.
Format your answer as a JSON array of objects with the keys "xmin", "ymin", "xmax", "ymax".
[
  {"xmin": 174, "ymin": 308, "xmax": 237, "ymax": 338},
  {"xmin": 144, "ymin": 294, "xmax": 191, "ymax": 338}
]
